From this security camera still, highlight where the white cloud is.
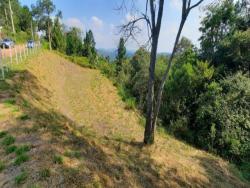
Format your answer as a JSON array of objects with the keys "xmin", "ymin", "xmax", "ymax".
[
  {"xmin": 64, "ymin": 18, "xmax": 84, "ymax": 30},
  {"xmin": 91, "ymin": 16, "xmax": 103, "ymax": 29}
]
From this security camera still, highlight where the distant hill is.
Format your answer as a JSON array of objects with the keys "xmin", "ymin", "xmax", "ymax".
[
  {"xmin": 97, "ymin": 48, "xmax": 170, "ymax": 60},
  {"xmin": 97, "ymin": 48, "xmax": 134, "ymax": 60}
]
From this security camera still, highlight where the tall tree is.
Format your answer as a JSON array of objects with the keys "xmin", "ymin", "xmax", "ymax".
[
  {"xmin": 32, "ymin": 0, "xmax": 56, "ymax": 50},
  {"xmin": 122, "ymin": 0, "xmax": 204, "ymax": 144},
  {"xmin": 83, "ymin": 30, "xmax": 97, "ymax": 64},
  {"xmin": 199, "ymin": 0, "xmax": 236, "ymax": 61},
  {"xmin": 51, "ymin": 10, "xmax": 65, "ymax": 52},
  {"xmin": 116, "ymin": 37, "xmax": 126, "ymax": 74},
  {"xmin": 18, "ymin": 6, "xmax": 32, "ymax": 32},
  {"xmin": 66, "ymin": 27, "xmax": 82, "ymax": 56}
]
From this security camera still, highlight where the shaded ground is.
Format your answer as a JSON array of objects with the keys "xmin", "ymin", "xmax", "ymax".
[{"xmin": 0, "ymin": 51, "xmax": 248, "ymax": 187}]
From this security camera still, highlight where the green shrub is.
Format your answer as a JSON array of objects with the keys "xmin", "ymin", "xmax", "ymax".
[
  {"xmin": 14, "ymin": 154, "xmax": 29, "ymax": 165},
  {"xmin": 2, "ymin": 135, "xmax": 15, "ymax": 146},
  {"xmin": 196, "ymin": 73, "xmax": 250, "ymax": 161},
  {"xmin": 15, "ymin": 170, "xmax": 28, "ymax": 185}
]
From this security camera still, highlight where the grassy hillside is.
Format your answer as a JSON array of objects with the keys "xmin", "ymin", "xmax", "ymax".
[{"xmin": 0, "ymin": 51, "xmax": 248, "ymax": 187}]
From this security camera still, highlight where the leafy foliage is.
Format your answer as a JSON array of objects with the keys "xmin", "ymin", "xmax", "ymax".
[
  {"xmin": 65, "ymin": 27, "xmax": 83, "ymax": 56},
  {"xmin": 116, "ymin": 38, "xmax": 126, "ymax": 75},
  {"xmin": 196, "ymin": 73, "xmax": 250, "ymax": 161}
]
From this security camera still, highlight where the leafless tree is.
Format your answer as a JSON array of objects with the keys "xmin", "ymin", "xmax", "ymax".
[{"xmin": 120, "ymin": 0, "xmax": 204, "ymax": 144}]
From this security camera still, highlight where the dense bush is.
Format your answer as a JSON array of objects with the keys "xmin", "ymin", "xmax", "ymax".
[{"xmin": 196, "ymin": 73, "xmax": 250, "ymax": 161}]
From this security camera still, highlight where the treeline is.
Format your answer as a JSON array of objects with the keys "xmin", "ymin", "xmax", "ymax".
[
  {"xmin": 49, "ymin": 0, "xmax": 249, "ymax": 177},
  {"xmin": 0, "ymin": 0, "xmax": 33, "ymax": 41},
  {"xmin": 98, "ymin": 0, "xmax": 249, "ymax": 176}
]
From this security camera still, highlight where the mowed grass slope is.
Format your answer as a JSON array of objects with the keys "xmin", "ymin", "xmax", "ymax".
[{"xmin": 0, "ymin": 51, "xmax": 248, "ymax": 187}]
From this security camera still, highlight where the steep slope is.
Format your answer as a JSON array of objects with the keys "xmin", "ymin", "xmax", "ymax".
[{"xmin": 0, "ymin": 51, "xmax": 248, "ymax": 187}]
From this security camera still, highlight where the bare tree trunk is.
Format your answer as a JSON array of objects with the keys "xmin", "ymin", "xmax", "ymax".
[
  {"xmin": 48, "ymin": 20, "xmax": 52, "ymax": 51},
  {"xmin": 152, "ymin": 19, "xmax": 185, "ymax": 127},
  {"xmin": 144, "ymin": 38, "xmax": 157, "ymax": 144},
  {"xmin": 144, "ymin": 0, "xmax": 204, "ymax": 145},
  {"xmin": 144, "ymin": 0, "xmax": 164, "ymax": 145}
]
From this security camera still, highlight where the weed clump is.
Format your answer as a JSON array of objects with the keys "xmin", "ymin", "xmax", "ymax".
[
  {"xmin": 53, "ymin": 155, "xmax": 63, "ymax": 164},
  {"xmin": 15, "ymin": 145, "xmax": 31, "ymax": 155},
  {"xmin": 14, "ymin": 154, "xmax": 29, "ymax": 165},
  {"xmin": 15, "ymin": 170, "xmax": 28, "ymax": 185},
  {"xmin": 1, "ymin": 135, "xmax": 15, "ymax": 146},
  {"xmin": 5, "ymin": 145, "xmax": 17, "ymax": 154},
  {"xmin": 39, "ymin": 168, "xmax": 51, "ymax": 179},
  {"xmin": 0, "ymin": 131, "xmax": 8, "ymax": 139},
  {"xmin": 0, "ymin": 160, "xmax": 5, "ymax": 172}
]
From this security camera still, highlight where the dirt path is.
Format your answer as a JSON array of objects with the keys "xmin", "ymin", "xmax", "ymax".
[{"xmin": 0, "ymin": 51, "xmax": 248, "ymax": 188}]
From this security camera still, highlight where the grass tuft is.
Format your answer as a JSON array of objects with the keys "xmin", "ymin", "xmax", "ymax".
[
  {"xmin": 5, "ymin": 145, "xmax": 17, "ymax": 154},
  {"xmin": 0, "ymin": 160, "xmax": 5, "ymax": 172},
  {"xmin": 14, "ymin": 154, "xmax": 29, "ymax": 165},
  {"xmin": 125, "ymin": 98, "xmax": 136, "ymax": 110},
  {"xmin": 1, "ymin": 135, "xmax": 15, "ymax": 146},
  {"xmin": 15, "ymin": 145, "xmax": 31, "ymax": 155},
  {"xmin": 3, "ymin": 98, "xmax": 16, "ymax": 106},
  {"xmin": 53, "ymin": 154, "xmax": 63, "ymax": 164},
  {"xmin": 39, "ymin": 168, "xmax": 51, "ymax": 179},
  {"xmin": 0, "ymin": 131, "xmax": 8, "ymax": 139},
  {"xmin": 15, "ymin": 170, "xmax": 28, "ymax": 185}
]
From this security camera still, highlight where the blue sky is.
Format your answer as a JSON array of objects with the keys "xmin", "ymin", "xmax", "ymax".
[{"xmin": 20, "ymin": 0, "xmax": 212, "ymax": 52}]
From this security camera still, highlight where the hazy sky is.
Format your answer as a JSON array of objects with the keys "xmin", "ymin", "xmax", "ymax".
[{"xmin": 20, "ymin": 0, "xmax": 213, "ymax": 52}]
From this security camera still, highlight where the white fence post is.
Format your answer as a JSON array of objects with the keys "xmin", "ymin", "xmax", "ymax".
[
  {"xmin": 19, "ymin": 45, "xmax": 23, "ymax": 62},
  {"xmin": 0, "ymin": 48, "xmax": 5, "ymax": 80},
  {"xmin": 14, "ymin": 46, "xmax": 18, "ymax": 63},
  {"xmin": 10, "ymin": 47, "xmax": 13, "ymax": 64}
]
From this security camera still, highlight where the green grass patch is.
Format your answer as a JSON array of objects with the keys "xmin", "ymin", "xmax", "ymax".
[
  {"xmin": 53, "ymin": 155, "xmax": 63, "ymax": 164},
  {"xmin": 1, "ymin": 135, "xmax": 15, "ymax": 146},
  {"xmin": 14, "ymin": 154, "xmax": 29, "ymax": 165},
  {"xmin": 39, "ymin": 168, "xmax": 51, "ymax": 179},
  {"xmin": 14, "ymin": 170, "xmax": 28, "ymax": 185},
  {"xmin": 3, "ymin": 98, "xmax": 16, "ymax": 107},
  {"xmin": 124, "ymin": 98, "xmax": 136, "ymax": 110},
  {"xmin": 64, "ymin": 150, "xmax": 81, "ymax": 159},
  {"xmin": 0, "ymin": 160, "xmax": 5, "ymax": 172},
  {"xmin": 5, "ymin": 145, "xmax": 17, "ymax": 154},
  {"xmin": 15, "ymin": 145, "xmax": 31, "ymax": 155},
  {"xmin": 0, "ymin": 131, "xmax": 8, "ymax": 139}
]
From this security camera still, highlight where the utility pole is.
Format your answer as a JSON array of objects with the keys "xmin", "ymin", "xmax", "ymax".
[{"xmin": 8, "ymin": 0, "xmax": 15, "ymax": 34}]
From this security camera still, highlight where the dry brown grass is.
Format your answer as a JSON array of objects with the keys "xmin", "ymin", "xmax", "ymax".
[{"xmin": 0, "ymin": 51, "xmax": 248, "ymax": 187}]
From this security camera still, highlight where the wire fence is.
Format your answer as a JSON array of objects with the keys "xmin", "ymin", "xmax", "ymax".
[{"xmin": 0, "ymin": 42, "xmax": 41, "ymax": 80}]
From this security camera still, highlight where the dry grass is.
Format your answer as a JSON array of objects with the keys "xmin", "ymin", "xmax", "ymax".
[{"xmin": 0, "ymin": 51, "xmax": 248, "ymax": 187}]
